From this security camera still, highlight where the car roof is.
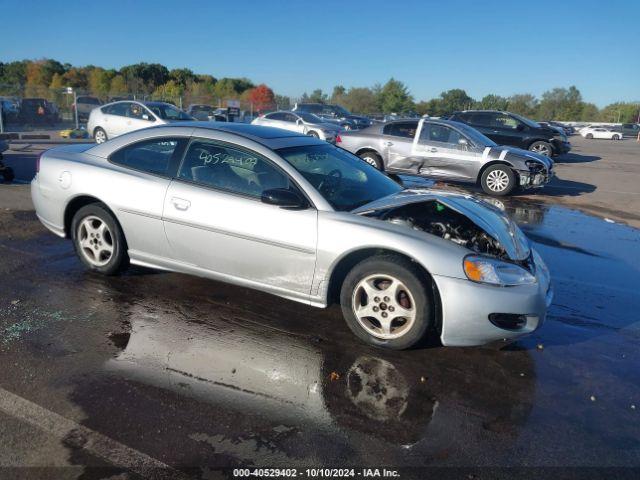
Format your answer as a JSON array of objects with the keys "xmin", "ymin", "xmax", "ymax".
[{"xmin": 163, "ymin": 121, "xmax": 324, "ymax": 148}]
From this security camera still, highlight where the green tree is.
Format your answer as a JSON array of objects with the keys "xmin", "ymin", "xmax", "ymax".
[
  {"xmin": 342, "ymin": 87, "xmax": 378, "ymax": 114},
  {"xmin": 580, "ymin": 102, "xmax": 600, "ymax": 121},
  {"xmin": 599, "ymin": 102, "xmax": 640, "ymax": 123},
  {"xmin": 308, "ymin": 89, "xmax": 328, "ymax": 103},
  {"xmin": 109, "ymin": 75, "xmax": 128, "ymax": 96},
  {"xmin": 476, "ymin": 94, "xmax": 509, "ymax": 111},
  {"xmin": 437, "ymin": 89, "xmax": 474, "ymax": 115},
  {"xmin": 538, "ymin": 86, "xmax": 584, "ymax": 120},
  {"xmin": 507, "ymin": 94, "xmax": 538, "ymax": 118},
  {"xmin": 378, "ymin": 78, "xmax": 413, "ymax": 113},
  {"xmin": 88, "ymin": 68, "xmax": 113, "ymax": 97},
  {"xmin": 169, "ymin": 68, "xmax": 197, "ymax": 87},
  {"xmin": 274, "ymin": 94, "xmax": 291, "ymax": 110}
]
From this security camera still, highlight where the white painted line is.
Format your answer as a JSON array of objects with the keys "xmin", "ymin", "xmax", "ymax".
[{"xmin": 0, "ymin": 387, "xmax": 190, "ymax": 479}]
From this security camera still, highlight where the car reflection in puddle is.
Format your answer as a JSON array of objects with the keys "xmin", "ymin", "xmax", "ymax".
[{"xmin": 102, "ymin": 303, "xmax": 535, "ymax": 464}]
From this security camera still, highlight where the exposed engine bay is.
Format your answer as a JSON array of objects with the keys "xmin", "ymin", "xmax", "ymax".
[{"xmin": 364, "ymin": 200, "xmax": 508, "ymax": 259}]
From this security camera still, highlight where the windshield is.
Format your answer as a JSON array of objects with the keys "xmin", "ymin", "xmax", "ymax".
[
  {"xmin": 455, "ymin": 122, "xmax": 497, "ymax": 147},
  {"xmin": 510, "ymin": 112, "xmax": 541, "ymax": 129},
  {"xmin": 330, "ymin": 105, "xmax": 351, "ymax": 116},
  {"xmin": 277, "ymin": 144, "xmax": 402, "ymax": 211},
  {"xmin": 298, "ymin": 112, "xmax": 324, "ymax": 123},
  {"xmin": 147, "ymin": 104, "xmax": 193, "ymax": 121}
]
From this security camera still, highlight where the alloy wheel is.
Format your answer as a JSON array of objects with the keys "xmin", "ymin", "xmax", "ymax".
[
  {"xmin": 77, "ymin": 215, "xmax": 114, "ymax": 267},
  {"xmin": 485, "ymin": 169, "xmax": 510, "ymax": 192},
  {"xmin": 95, "ymin": 130, "xmax": 106, "ymax": 144},
  {"xmin": 531, "ymin": 144, "xmax": 551, "ymax": 156},
  {"xmin": 351, "ymin": 274, "xmax": 417, "ymax": 340}
]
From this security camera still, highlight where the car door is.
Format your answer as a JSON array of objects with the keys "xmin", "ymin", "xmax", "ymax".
[
  {"xmin": 381, "ymin": 121, "xmax": 421, "ymax": 173},
  {"xmin": 162, "ymin": 138, "xmax": 318, "ymax": 297},
  {"xmin": 459, "ymin": 112, "xmax": 496, "ymax": 141},
  {"xmin": 413, "ymin": 122, "xmax": 479, "ymax": 180},
  {"xmin": 285, "ymin": 113, "xmax": 307, "ymax": 134},
  {"xmin": 102, "ymin": 102, "xmax": 131, "ymax": 137},
  {"xmin": 487, "ymin": 113, "xmax": 527, "ymax": 147},
  {"xmin": 107, "ymin": 136, "xmax": 187, "ymax": 259},
  {"xmin": 124, "ymin": 103, "xmax": 157, "ymax": 134},
  {"xmin": 262, "ymin": 112, "xmax": 292, "ymax": 132}
]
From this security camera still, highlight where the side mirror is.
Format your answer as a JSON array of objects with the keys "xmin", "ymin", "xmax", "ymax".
[
  {"xmin": 516, "ymin": 123, "xmax": 525, "ymax": 131},
  {"xmin": 458, "ymin": 137, "xmax": 469, "ymax": 146},
  {"xmin": 261, "ymin": 188, "xmax": 306, "ymax": 209},
  {"xmin": 296, "ymin": 118, "xmax": 303, "ymax": 125}
]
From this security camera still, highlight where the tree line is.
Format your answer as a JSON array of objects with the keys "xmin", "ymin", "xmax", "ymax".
[{"xmin": 1, "ymin": 59, "xmax": 638, "ymax": 122}]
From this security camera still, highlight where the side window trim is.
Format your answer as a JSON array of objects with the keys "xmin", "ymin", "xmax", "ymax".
[{"xmin": 174, "ymin": 137, "xmax": 315, "ymax": 208}]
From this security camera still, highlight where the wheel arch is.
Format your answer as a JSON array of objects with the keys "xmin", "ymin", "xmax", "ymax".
[
  {"xmin": 63, "ymin": 195, "xmax": 124, "ymax": 242},
  {"xmin": 326, "ymin": 247, "xmax": 442, "ymax": 335},
  {"xmin": 477, "ymin": 160, "xmax": 515, "ymax": 184},
  {"xmin": 355, "ymin": 147, "xmax": 382, "ymax": 158}
]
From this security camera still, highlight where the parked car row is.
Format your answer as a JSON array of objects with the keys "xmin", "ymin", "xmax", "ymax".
[
  {"xmin": 251, "ymin": 111, "xmax": 341, "ymax": 142},
  {"xmin": 0, "ymin": 97, "xmax": 61, "ymax": 125}
]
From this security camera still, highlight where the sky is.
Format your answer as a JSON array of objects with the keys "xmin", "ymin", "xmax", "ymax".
[{"xmin": 1, "ymin": 0, "xmax": 638, "ymax": 107}]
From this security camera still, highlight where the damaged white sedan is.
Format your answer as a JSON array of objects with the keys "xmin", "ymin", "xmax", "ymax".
[{"xmin": 32, "ymin": 122, "xmax": 552, "ymax": 349}]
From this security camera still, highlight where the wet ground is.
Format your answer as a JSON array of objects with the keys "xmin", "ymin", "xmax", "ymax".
[{"xmin": 0, "ymin": 147, "xmax": 640, "ymax": 478}]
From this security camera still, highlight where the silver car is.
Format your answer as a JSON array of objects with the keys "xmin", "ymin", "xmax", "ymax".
[
  {"xmin": 31, "ymin": 122, "xmax": 552, "ymax": 349},
  {"xmin": 87, "ymin": 100, "xmax": 194, "ymax": 144},
  {"xmin": 252, "ymin": 111, "xmax": 341, "ymax": 142},
  {"xmin": 337, "ymin": 118, "xmax": 554, "ymax": 196}
]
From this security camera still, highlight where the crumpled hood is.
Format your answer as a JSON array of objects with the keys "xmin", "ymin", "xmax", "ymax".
[{"xmin": 353, "ymin": 189, "xmax": 531, "ymax": 260}]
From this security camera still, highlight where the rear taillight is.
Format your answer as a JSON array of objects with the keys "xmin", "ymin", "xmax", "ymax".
[{"xmin": 335, "ymin": 134, "xmax": 342, "ymax": 143}]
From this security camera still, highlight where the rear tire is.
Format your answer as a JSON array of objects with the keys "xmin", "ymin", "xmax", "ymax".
[
  {"xmin": 480, "ymin": 164, "xmax": 516, "ymax": 196},
  {"xmin": 71, "ymin": 203, "xmax": 128, "ymax": 275},
  {"xmin": 307, "ymin": 131, "xmax": 319, "ymax": 138},
  {"xmin": 612, "ymin": 134, "xmax": 621, "ymax": 140},
  {"xmin": 2, "ymin": 166, "xmax": 14, "ymax": 183},
  {"xmin": 94, "ymin": 127, "xmax": 107, "ymax": 144},
  {"xmin": 585, "ymin": 133, "xmax": 594, "ymax": 139},
  {"xmin": 358, "ymin": 151, "xmax": 384, "ymax": 170},
  {"xmin": 340, "ymin": 254, "xmax": 432, "ymax": 350}
]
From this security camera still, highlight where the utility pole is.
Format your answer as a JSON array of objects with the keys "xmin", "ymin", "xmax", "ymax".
[
  {"xmin": 0, "ymin": 101, "xmax": 4, "ymax": 134},
  {"xmin": 73, "ymin": 89, "xmax": 79, "ymax": 130}
]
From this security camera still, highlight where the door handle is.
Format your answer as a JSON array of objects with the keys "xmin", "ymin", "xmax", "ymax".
[
  {"xmin": 171, "ymin": 197, "xmax": 191, "ymax": 211},
  {"xmin": 430, "ymin": 147, "xmax": 438, "ymax": 153},
  {"xmin": 385, "ymin": 141, "xmax": 394, "ymax": 146}
]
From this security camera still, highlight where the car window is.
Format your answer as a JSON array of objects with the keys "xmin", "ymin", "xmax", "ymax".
[
  {"xmin": 494, "ymin": 114, "xmax": 520, "ymax": 130},
  {"xmin": 110, "ymin": 138, "xmax": 184, "ymax": 176},
  {"xmin": 266, "ymin": 112, "xmax": 286, "ymax": 121},
  {"xmin": 178, "ymin": 140, "xmax": 293, "ymax": 198},
  {"xmin": 104, "ymin": 103, "xmax": 130, "ymax": 116},
  {"xmin": 465, "ymin": 113, "xmax": 494, "ymax": 127},
  {"xmin": 283, "ymin": 113, "xmax": 298, "ymax": 123},
  {"xmin": 127, "ymin": 103, "xmax": 148, "ymax": 119},
  {"xmin": 383, "ymin": 122, "xmax": 418, "ymax": 138},
  {"xmin": 419, "ymin": 124, "xmax": 463, "ymax": 145}
]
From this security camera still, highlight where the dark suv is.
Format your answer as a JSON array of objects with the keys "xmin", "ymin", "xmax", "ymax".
[
  {"xmin": 292, "ymin": 103, "xmax": 372, "ymax": 130},
  {"xmin": 449, "ymin": 110, "xmax": 571, "ymax": 157}
]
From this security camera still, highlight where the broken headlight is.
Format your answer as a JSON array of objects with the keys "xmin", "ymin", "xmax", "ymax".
[{"xmin": 463, "ymin": 255, "xmax": 536, "ymax": 286}]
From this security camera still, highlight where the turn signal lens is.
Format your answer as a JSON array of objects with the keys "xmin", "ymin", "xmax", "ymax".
[
  {"xmin": 463, "ymin": 259, "xmax": 483, "ymax": 282},
  {"xmin": 335, "ymin": 134, "xmax": 342, "ymax": 143}
]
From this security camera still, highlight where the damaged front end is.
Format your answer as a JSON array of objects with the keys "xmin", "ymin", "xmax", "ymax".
[{"xmin": 354, "ymin": 190, "xmax": 531, "ymax": 264}]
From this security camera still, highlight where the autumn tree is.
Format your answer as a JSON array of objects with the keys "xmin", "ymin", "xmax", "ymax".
[{"xmin": 245, "ymin": 84, "xmax": 275, "ymax": 113}]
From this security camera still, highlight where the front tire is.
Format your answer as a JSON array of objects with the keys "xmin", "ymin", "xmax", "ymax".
[
  {"xmin": 480, "ymin": 164, "xmax": 516, "ymax": 196},
  {"xmin": 71, "ymin": 204, "xmax": 128, "ymax": 275},
  {"xmin": 358, "ymin": 151, "xmax": 384, "ymax": 170},
  {"xmin": 612, "ymin": 134, "xmax": 621, "ymax": 140},
  {"xmin": 307, "ymin": 131, "xmax": 319, "ymax": 138},
  {"xmin": 585, "ymin": 133, "xmax": 594, "ymax": 139},
  {"xmin": 340, "ymin": 255, "xmax": 433, "ymax": 350},
  {"xmin": 94, "ymin": 127, "xmax": 108, "ymax": 144},
  {"xmin": 2, "ymin": 166, "xmax": 14, "ymax": 183},
  {"xmin": 529, "ymin": 141, "xmax": 553, "ymax": 157}
]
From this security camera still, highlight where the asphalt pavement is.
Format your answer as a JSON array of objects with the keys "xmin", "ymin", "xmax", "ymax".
[{"xmin": 0, "ymin": 136, "xmax": 639, "ymax": 478}]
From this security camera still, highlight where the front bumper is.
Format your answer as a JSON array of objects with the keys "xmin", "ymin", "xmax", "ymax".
[
  {"xmin": 434, "ymin": 256, "xmax": 552, "ymax": 347},
  {"xmin": 518, "ymin": 168, "xmax": 553, "ymax": 189},
  {"xmin": 552, "ymin": 140, "xmax": 571, "ymax": 155}
]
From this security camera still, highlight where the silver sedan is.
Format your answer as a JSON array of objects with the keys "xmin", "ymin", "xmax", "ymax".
[
  {"xmin": 31, "ymin": 122, "xmax": 552, "ymax": 349},
  {"xmin": 252, "ymin": 111, "xmax": 341, "ymax": 142}
]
